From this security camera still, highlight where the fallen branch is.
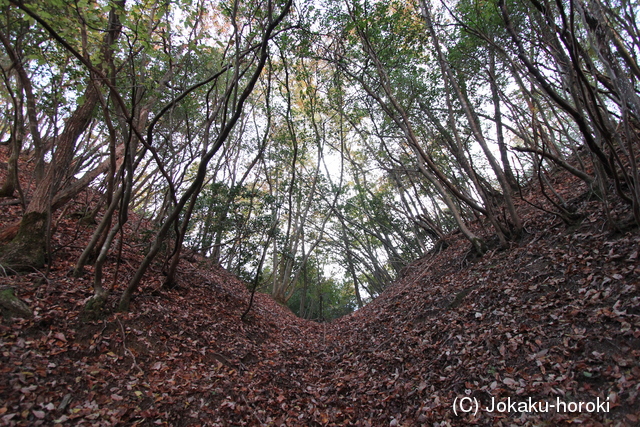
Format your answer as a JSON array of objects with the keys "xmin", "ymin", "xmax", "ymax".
[{"xmin": 117, "ymin": 317, "xmax": 143, "ymax": 375}]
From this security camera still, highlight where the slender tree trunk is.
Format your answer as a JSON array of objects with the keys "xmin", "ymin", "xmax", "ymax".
[
  {"xmin": 74, "ymin": 185, "xmax": 124, "ymax": 276},
  {"xmin": 118, "ymin": 0, "xmax": 293, "ymax": 311},
  {"xmin": 163, "ymin": 189, "xmax": 200, "ymax": 288},
  {"xmin": 421, "ymin": 0, "xmax": 522, "ymax": 239},
  {"xmin": 0, "ymin": 124, "xmax": 22, "ymax": 198},
  {"xmin": 489, "ymin": 50, "xmax": 518, "ymax": 191},
  {"xmin": 340, "ymin": 220, "xmax": 363, "ymax": 309}
]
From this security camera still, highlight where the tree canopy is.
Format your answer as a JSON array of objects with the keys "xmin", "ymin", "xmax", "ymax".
[{"xmin": 1, "ymin": 0, "xmax": 639, "ymax": 319}]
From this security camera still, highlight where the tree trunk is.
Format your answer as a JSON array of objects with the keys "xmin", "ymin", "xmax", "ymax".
[
  {"xmin": 0, "ymin": 97, "xmax": 23, "ymax": 199},
  {"xmin": 163, "ymin": 189, "xmax": 200, "ymax": 288},
  {"xmin": 488, "ymin": 50, "xmax": 518, "ymax": 191},
  {"xmin": 0, "ymin": 1, "xmax": 126, "ymax": 272},
  {"xmin": 0, "ymin": 27, "xmax": 45, "ymax": 184},
  {"xmin": 0, "ymin": 82, "xmax": 99, "ymax": 270},
  {"xmin": 118, "ymin": 0, "xmax": 293, "ymax": 312},
  {"xmin": 340, "ymin": 220, "xmax": 363, "ymax": 309}
]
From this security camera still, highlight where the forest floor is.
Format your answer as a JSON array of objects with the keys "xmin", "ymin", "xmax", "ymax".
[{"xmin": 1, "ymin": 148, "xmax": 640, "ymax": 426}]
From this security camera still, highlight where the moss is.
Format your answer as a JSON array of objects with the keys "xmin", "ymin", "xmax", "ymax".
[
  {"xmin": 0, "ymin": 211, "xmax": 48, "ymax": 271},
  {"xmin": 470, "ymin": 237, "xmax": 487, "ymax": 256},
  {"xmin": 82, "ymin": 294, "xmax": 108, "ymax": 321},
  {"xmin": 0, "ymin": 287, "xmax": 32, "ymax": 320}
]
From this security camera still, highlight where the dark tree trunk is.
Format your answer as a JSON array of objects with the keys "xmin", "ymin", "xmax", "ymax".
[{"xmin": 0, "ymin": 107, "xmax": 23, "ymax": 199}]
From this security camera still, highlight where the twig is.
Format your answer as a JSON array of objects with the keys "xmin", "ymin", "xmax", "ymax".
[
  {"xmin": 117, "ymin": 317, "xmax": 143, "ymax": 375},
  {"xmin": 241, "ymin": 393, "xmax": 265, "ymax": 426},
  {"xmin": 29, "ymin": 267, "xmax": 50, "ymax": 284},
  {"xmin": 323, "ymin": 322, "xmax": 326, "ymax": 347},
  {"xmin": 212, "ymin": 352, "xmax": 237, "ymax": 369},
  {"xmin": 100, "ymin": 318, "xmax": 108, "ymax": 335}
]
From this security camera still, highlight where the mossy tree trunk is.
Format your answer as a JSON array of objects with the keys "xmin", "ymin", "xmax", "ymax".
[
  {"xmin": 0, "ymin": 287, "xmax": 32, "ymax": 320},
  {"xmin": 0, "ymin": 211, "xmax": 47, "ymax": 270},
  {"xmin": 0, "ymin": 83, "xmax": 99, "ymax": 272}
]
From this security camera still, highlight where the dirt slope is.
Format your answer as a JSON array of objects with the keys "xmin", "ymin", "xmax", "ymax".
[
  {"xmin": 1, "ymin": 147, "xmax": 640, "ymax": 426},
  {"xmin": 218, "ymin": 189, "xmax": 639, "ymax": 426},
  {"xmin": 305, "ymin": 212, "xmax": 640, "ymax": 426}
]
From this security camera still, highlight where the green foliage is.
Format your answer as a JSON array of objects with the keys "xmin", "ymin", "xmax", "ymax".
[
  {"xmin": 8, "ymin": 0, "xmax": 629, "ymax": 320},
  {"xmin": 286, "ymin": 262, "xmax": 356, "ymax": 321}
]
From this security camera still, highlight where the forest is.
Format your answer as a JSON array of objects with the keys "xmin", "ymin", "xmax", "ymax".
[
  {"xmin": 1, "ymin": 0, "xmax": 640, "ymax": 425},
  {"xmin": 0, "ymin": 0, "xmax": 637, "ymax": 318}
]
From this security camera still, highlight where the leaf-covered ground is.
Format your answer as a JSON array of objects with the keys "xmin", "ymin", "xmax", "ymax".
[{"xmin": 1, "ymin": 149, "xmax": 640, "ymax": 426}]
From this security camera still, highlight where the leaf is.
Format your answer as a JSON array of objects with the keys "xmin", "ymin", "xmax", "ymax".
[{"xmin": 503, "ymin": 378, "xmax": 517, "ymax": 386}]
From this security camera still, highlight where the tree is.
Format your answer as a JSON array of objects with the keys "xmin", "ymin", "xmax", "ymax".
[
  {"xmin": 118, "ymin": 0, "xmax": 294, "ymax": 311},
  {"xmin": 498, "ymin": 0, "xmax": 640, "ymax": 226},
  {"xmin": 0, "ymin": 0, "xmax": 125, "ymax": 270}
]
